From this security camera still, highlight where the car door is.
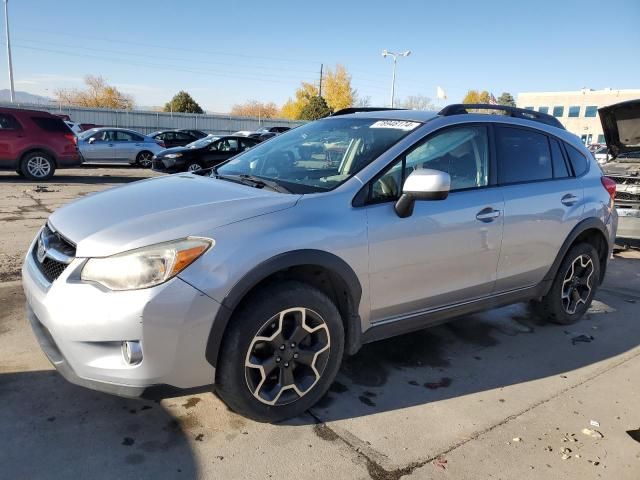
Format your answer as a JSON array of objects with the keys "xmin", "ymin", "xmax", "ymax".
[
  {"xmin": 0, "ymin": 113, "xmax": 23, "ymax": 164},
  {"xmin": 114, "ymin": 130, "xmax": 143, "ymax": 163},
  {"xmin": 81, "ymin": 130, "xmax": 115, "ymax": 162},
  {"xmin": 365, "ymin": 124, "xmax": 504, "ymax": 322},
  {"xmin": 173, "ymin": 131, "xmax": 196, "ymax": 147},
  {"xmin": 493, "ymin": 124, "xmax": 584, "ymax": 292}
]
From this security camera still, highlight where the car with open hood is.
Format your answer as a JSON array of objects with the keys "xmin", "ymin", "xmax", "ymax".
[
  {"xmin": 23, "ymin": 104, "xmax": 617, "ymax": 422},
  {"xmin": 599, "ymin": 99, "xmax": 640, "ymax": 246}
]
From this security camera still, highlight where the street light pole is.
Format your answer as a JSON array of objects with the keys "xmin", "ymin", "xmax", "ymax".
[
  {"xmin": 382, "ymin": 49, "xmax": 411, "ymax": 108},
  {"xmin": 4, "ymin": 0, "xmax": 15, "ymax": 103}
]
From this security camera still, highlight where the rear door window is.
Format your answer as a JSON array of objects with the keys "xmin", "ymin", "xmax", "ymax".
[
  {"xmin": 495, "ymin": 126, "xmax": 553, "ymax": 184},
  {"xmin": 564, "ymin": 144, "xmax": 589, "ymax": 176},
  {"xmin": 31, "ymin": 116, "xmax": 71, "ymax": 133},
  {"xmin": 0, "ymin": 113, "xmax": 21, "ymax": 129}
]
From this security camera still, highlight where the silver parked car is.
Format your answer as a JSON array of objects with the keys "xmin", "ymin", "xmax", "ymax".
[
  {"xmin": 78, "ymin": 128, "xmax": 164, "ymax": 167},
  {"xmin": 23, "ymin": 105, "xmax": 618, "ymax": 422}
]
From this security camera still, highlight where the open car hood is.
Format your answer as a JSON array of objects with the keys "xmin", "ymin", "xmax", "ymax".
[{"xmin": 599, "ymin": 99, "xmax": 640, "ymax": 158}]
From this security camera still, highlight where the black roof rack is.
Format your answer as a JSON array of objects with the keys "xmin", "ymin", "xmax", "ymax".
[
  {"xmin": 331, "ymin": 107, "xmax": 407, "ymax": 116},
  {"xmin": 438, "ymin": 104, "xmax": 565, "ymax": 130}
]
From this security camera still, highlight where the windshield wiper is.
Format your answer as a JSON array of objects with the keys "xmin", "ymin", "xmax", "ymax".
[{"xmin": 238, "ymin": 174, "xmax": 291, "ymax": 193}]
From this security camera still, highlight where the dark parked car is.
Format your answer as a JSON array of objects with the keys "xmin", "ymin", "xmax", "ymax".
[
  {"xmin": 0, "ymin": 107, "xmax": 81, "ymax": 179},
  {"xmin": 248, "ymin": 126, "xmax": 291, "ymax": 142},
  {"xmin": 148, "ymin": 130, "xmax": 198, "ymax": 148},
  {"xmin": 152, "ymin": 135, "xmax": 259, "ymax": 173}
]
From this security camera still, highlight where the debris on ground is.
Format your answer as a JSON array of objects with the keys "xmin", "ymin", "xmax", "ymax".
[
  {"xmin": 581, "ymin": 428, "xmax": 604, "ymax": 439},
  {"xmin": 34, "ymin": 185, "xmax": 59, "ymax": 193},
  {"xmin": 195, "ymin": 433, "xmax": 204, "ymax": 441},
  {"xmin": 512, "ymin": 437, "xmax": 522, "ymax": 442},
  {"xmin": 571, "ymin": 334, "xmax": 594, "ymax": 345},
  {"xmin": 432, "ymin": 457, "xmax": 447, "ymax": 470},
  {"xmin": 590, "ymin": 419, "xmax": 600, "ymax": 427},
  {"xmin": 560, "ymin": 447, "xmax": 572, "ymax": 460},
  {"xmin": 544, "ymin": 446, "xmax": 553, "ymax": 452},
  {"xmin": 424, "ymin": 377, "xmax": 452, "ymax": 389}
]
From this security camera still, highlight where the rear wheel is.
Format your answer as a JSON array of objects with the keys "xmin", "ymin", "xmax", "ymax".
[
  {"xmin": 532, "ymin": 242, "xmax": 600, "ymax": 325},
  {"xmin": 21, "ymin": 152, "xmax": 55, "ymax": 180},
  {"xmin": 216, "ymin": 281, "xmax": 344, "ymax": 422},
  {"xmin": 136, "ymin": 151, "xmax": 153, "ymax": 168}
]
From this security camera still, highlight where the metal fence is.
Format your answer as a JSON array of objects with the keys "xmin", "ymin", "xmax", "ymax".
[{"xmin": 0, "ymin": 102, "xmax": 304, "ymax": 134}]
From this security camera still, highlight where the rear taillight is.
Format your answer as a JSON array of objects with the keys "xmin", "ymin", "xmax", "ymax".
[
  {"xmin": 601, "ymin": 176, "xmax": 616, "ymax": 200},
  {"xmin": 64, "ymin": 133, "xmax": 77, "ymax": 144},
  {"xmin": 157, "ymin": 140, "xmax": 166, "ymax": 148}
]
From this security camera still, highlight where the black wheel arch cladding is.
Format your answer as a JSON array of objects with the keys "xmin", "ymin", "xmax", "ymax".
[{"xmin": 205, "ymin": 249, "xmax": 363, "ymax": 369}]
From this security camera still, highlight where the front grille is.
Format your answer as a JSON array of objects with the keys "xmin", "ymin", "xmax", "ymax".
[
  {"xmin": 616, "ymin": 191, "xmax": 640, "ymax": 202},
  {"xmin": 39, "ymin": 257, "xmax": 68, "ymax": 282},
  {"xmin": 33, "ymin": 225, "xmax": 76, "ymax": 283},
  {"xmin": 609, "ymin": 175, "xmax": 640, "ymax": 186}
]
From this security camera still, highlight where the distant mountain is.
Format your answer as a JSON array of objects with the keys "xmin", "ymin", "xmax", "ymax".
[{"xmin": 0, "ymin": 89, "xmax": 53, "ymax": 104}]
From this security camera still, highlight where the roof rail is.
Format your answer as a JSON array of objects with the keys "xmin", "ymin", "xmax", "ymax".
[
  {"xmin": 438, "ymin": 104, "xmax": 565, "ymax": 130},
  {"xmin": 331, "ymin": 107, "xmax": 406, "ymax": 116}
]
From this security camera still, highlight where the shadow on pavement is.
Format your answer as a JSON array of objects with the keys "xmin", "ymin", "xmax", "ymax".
[
  {"xmin": 306, "ymin": 254, "xmax": 640, "ymax": 423},
  {"xmin": 0, "ymin": 370, "xmax": 197, "ymax": 479}
]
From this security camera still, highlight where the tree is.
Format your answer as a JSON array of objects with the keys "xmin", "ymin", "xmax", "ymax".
[
  {"xmin": 54, "ymin": 75, "xmax": 134, "ymax": 109},
  {"xmin": 497, "ymin": 92, "xmax": 516, "ymax": 107},
  {"xmin": 279, "ymin": 81, "xmax": 318, "ymax": 120},
  {"xmin": 462, "ymin": 90, "xmax": 491, "ymax": 104},
  {"xmin": 401, "ymin": 95, "xmax": 436, "ymax": 111},
  {"xmin": 299, "ymin": 96, "xmax": 332, "ymax": 120},
  {"xmin": 322, "ymin": 64, "xmax": 356, "ymax": 112},
  {"xmin": 230, "ymin": 100, "xmax": 279, "ymax": 118},
  {"xmin": 164, "ymin": 91, "xmax": 204, "ymax": 114},
  {"xmin": 355, "ymin": 95, "xmax": 372, "ymax": 107}
]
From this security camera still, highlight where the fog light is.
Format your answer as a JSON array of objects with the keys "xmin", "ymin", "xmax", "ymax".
[{"xmin": 122, "ymin": 341, "xmax": 143, "ymax": 365}]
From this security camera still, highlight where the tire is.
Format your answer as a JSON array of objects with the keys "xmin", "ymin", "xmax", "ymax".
[
  {"xmin": 21, "ymin": 151, "xmax": 55, "ymax": 180},
  {"xmin": 532, "ymin": 242, "xmax": 600, "ymax": 325},
  {"xmin": 136, "ymin": 151, "xmax": 153, "ymax": 168},
  {"xmin": 216, "ymin": 281, "xmax": 344, "ymax": 422},
  {"xmin": 185, "ymin": 161, "xmax": 203, "ymax": 172}
]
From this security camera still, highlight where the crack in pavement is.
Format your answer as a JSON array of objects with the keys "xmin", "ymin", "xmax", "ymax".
[{"xmin": 309, "ymin": 346, "xmax": 640, "ymax": 479}]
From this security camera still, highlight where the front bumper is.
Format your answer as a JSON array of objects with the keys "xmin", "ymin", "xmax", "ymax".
[
  {"xmin": 22, "ymin": 238, "xmax": 221, "ymax": 397},
  {"xmin": 151, "ymin": 157, "xmax": 185, "ymax": 173},
  {"xmin": 616, "ymin": 203, "xmax": 640, "ymax": 245}
]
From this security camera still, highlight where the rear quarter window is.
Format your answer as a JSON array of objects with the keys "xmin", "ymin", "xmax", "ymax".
[
  {"xmin": 31, "ymin": 116, "xmax": 72, "ymax": 133},
  {"xmin": 564, "ymin": 144, "xmax": 589, "ymax": 176}
]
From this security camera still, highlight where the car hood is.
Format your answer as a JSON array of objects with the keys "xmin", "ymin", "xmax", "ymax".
[
  {"xmin": 599, "ymin": 99, "xmax": 640, "ymax": 157},
  {"xmin": 155, "ymin": 146, "xmax": 192, "ymax": 157},
  {"xmin": 48, "ymin": 174, "xmax": 300, "ymax": 257},
  {"xmin": 602, "ymin": 159, "xmax": 640, "ymax": 178}
]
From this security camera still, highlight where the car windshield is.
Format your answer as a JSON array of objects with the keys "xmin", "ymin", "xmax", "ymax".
[
  {"xmin": 188, "ymin": 136, "xmax": 219, "ymax": 148},
  {"xmin": 214, "ymin": 117, "xmax": 421, "ymax": 193}
]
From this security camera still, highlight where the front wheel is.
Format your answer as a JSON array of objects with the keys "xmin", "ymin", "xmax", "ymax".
[
  {"xmin": 216, "ymin": 281, "xmax": 344, "ymax": 422},
  {"xmin": 136, "ymin": 151, "xmax": 153, "ymax": 168},
  {"xmin": 186, "ymin": 161, "xmax": 203, "ymax": 172},
  {"xmin": 21, "ymin": 152, "xmax": 55, "ymax": 180},
  {"xmin": 532, "ymin": 242, "xmax": 600, "ymax": 325}
]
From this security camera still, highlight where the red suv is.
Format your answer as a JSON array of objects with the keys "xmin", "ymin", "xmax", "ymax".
[{"xmin": 0, "ymin": 107, "xmax": 81, "ymax": 180}]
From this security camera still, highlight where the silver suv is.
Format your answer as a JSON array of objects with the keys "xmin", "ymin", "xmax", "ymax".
[{"xmin": 22, "ymin": 105, "xmax": 618, "ymax": 422}]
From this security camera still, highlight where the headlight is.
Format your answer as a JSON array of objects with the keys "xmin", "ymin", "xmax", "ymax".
[
  {"xmin": 81, "ymin": 238, "xmax": 212, "ymax": 290},
  {"xmin": 164, "ymin": 153, "xmax": 183, "ymax": 159}
]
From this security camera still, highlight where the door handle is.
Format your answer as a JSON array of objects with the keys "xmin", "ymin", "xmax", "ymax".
[
  {"xmin": 561, "ymin": 193, "xmax": 578, "ymax": 206},
  {"xmin": 108, "ymin": 143, "xmax": 115, "ymax": 147},
  {"xmin": 476, "ymin": 207, "xmax": 501, "ymax": 223}
]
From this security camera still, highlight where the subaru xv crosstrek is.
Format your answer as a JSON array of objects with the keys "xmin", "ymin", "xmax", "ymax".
[{"xmin": 22, "ymin": 105, "xmax": 618, "ymax": 422}]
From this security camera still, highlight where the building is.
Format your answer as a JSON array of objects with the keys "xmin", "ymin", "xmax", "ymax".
[{"xmin": 516, "ymin": 88, "xmax": 640, "ymax": 145}]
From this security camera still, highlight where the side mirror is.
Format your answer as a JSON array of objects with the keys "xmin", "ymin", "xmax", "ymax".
[
  {"xmin": 87, "ymin": 137, "xmax": 96, "ymax": 144},
  {"xmin": 394, "ymin": 169, "xmax": 450, "ymax": 218}
]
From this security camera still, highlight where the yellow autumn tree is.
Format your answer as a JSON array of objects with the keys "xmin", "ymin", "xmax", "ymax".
[
  {"xmin": 462, "ymin": 90, "xmax": 491, "ymax": 104},
  {"xmin": 322, "ymin": 64, "xmax": 356, "ymax": 111},
  {"xmin": 279, "ymin": 82, "xmax": 318, "ymax": 120},
  {"xmin": 230, "ymin": 100, "xmax": 279, "ymax": 118},
  {"xmin": 54, "ymin": 75, "xmax": 134, "ymax": 109}
]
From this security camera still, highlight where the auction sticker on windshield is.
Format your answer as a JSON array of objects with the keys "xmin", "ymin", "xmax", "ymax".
[{"xmin": 370, "ymin": 120, "xmax": 421, "ymax": 131}]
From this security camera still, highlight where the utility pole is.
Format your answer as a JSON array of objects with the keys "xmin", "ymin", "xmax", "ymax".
[
  {"xmin": 381, "ymin": 50, "xmax": 411, "ymax": 108},
  {"xmin": 4, "ymin": 0, "xmax": 15, "ymax": 102},
  {"xmin": 318, "ymin": 63, "xmax": 323, "ymax": 97}
]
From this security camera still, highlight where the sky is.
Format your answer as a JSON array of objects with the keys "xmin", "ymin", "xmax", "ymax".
[{"xmin": 1, "ymin": 0, "xmax": 638, "ymax": 113}]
